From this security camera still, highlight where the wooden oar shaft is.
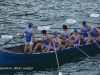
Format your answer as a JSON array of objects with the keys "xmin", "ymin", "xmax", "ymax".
[
  {"xmin": 4, "ymin": 37, "xmax": 16, "ymax": 45},
  {"xmin": 51, "ymin": 27, "xmax": 100, "ymax": 29},
  {"xmin": 4, "ymin": 34, "xmax": 21, "ymax": 45},
  {"xmin": 34, "ymin": 22, "xmax": 100, "ymax": 28},
  {"xmin": 51, "ymin": 28, "xmax": 80, "ymax": 29},
  {"xmin": 35, "ymin": 32, "xmax": 84, "ymax": 35}
]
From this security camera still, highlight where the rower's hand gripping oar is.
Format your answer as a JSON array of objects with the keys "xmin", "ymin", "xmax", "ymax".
[
  {"xmin": 54, "ymin": 44, "xmax": 62, "ymax": 75},
  {"xmin": 0, "ymin": 33, "xmax": 22, "ymax": 47}
]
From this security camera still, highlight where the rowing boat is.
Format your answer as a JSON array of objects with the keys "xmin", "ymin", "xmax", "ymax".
[{"xmin": 0, "ymin": 41, "xmax": 100, "ymax": 68}]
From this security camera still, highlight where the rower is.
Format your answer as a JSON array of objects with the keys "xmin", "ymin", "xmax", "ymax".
[
  {"xmin": 80, "ymin": 21, "xmax": 91, "ymax": 43},
  {"xmin": 68, "ymin": 29, "xmax": 81, "ymax": 47},
  {"xmin": 47, "ymin": 32, "xmax": 61, "ymax": 52},
  {"xmin": 87, "ymin": 27, "xmax": 100, "ymax": 43},
  {"xmin": 33, "ymin": 30, "xmax": 52, "ymax": 53},
  {"xmin": 60, "ymin": 25, "xmax": 71, "ymax": 49},
  {"xmin": 21, "ymin": 23, "xmax": 34, "ymax": 54}
]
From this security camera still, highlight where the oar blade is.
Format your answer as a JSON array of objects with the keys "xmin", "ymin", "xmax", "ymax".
[
  {"xmin": 66, "ymin": 19, "xmax": 76, "ymax": 24},
  {"xmin": 90, "ymin": 14, "xmax": 99, "ymax": 17},
  {"xmin": 58, "ymin": 72, "xmax": 62, "ymax": 75},
  {"xmin": 17, "ymin": 33, "xmax": 25, "ymax": 36},
  {"xmin": 1, "ymin": 35, "xmax": 13, "ymax": 39},
  {"xmin": 37, "ymin": 26, "xmax": 50, "ymax": 30},
  {"xmin": 17, "ymin": 33, "xmax": 21, "ymax": 36}
]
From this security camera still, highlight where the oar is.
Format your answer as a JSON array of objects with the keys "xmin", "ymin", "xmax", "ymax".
[
  {"xmin": 37, "ymin": 19, "xmax": 77, "ymax": 31},
  {"xmin": 88, "ymin": 34, "xmax": 100, "ymax": 49},
  {"xmin": 54, "ymin": 44, "xmax": 62, "ymax": 75},
  {"xmin": 90, "ymin": 14, "xmax": 99, "ymax": 18},
  {"xmin": 66, "ymin": 19, "xmax": 77, "ymax": 24},
  {"xmin": 37, "ymin": 19, "xmax": 76, "ymax": 31},
  {"xmin": 0, "ymin": 33, "xmax": 21, "ymax": 47},
  {"xmin": 68, "ymin": 40, "xmax": 92, "ymax": 59},
  {"xmin": 37, "ymin": 26, "xmax": 98, "ymax": 30},
  {"xmin": 74, "ymin": 45, "xmax": 92, "ymax": 59},
  {"xmin": 37, "ymin": 26, "xmax": 50, "ymax": 30},
  {"xmin": 51, "ymin": 27, "xmax": 80, "ymax": 29},
  {"xmin": 68, "ymin": 40, "xmax": 100, "ymax": 66}
]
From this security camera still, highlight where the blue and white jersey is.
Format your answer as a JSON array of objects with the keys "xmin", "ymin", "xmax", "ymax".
[
  {"xmin": 62, "ymin": 31, "xmax": 69, "ymax": 38},
  {"xmin": 53, "ymin": 38, "xmax": 59, "ymax": 48},
  {"xmin": 92, "ymin": 28, "xmax": 99, "ymax": 37},
  {"xmin": 82, "ymin": 26, "xmax": 89, "ymax": 38},
  {"xmin": 25, "ymin": 28, "xmax": 33, "ymax": 43},
  {"xmin": 43, "ymin": 35, "xmax": 50, "ymax": 46},
  {"xmin": 73, "ymin": 34, "xmax": 80, "ymax": 46}
]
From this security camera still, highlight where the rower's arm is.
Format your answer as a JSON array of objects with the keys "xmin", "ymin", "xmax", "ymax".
[
  {"xmin": 52, "ymin": 39, "xmax": 54, "ymax": 44},
  {"xmin": 73, "ymin": 35, "xmax": 80, "ymax": 42},
  {"xmin": 59, "ymin": 32, "xmax": 63, "ymax": 38},
  {"xmin": 21, "ymin": 29, "xmax": 26, "ymax": 35},
  {"xmin": 89, "ymin": 26, "xmax": 92, "ymax": 31},
  {"xmin": 41, "ymin": 36, "xmax": 44, "ymax": 42},
  {"xmin": 48, "ymin": 36, "xmax": 53, "ymax": 43},
  {"xmin": 80, "ymin": 27, "xmax": 82, "ymax": 33},
  {"xmin": 88, "ymin": 29, "xmax": 92, "ymax": 35},
  {"xmin": 68, "ymin": 32, "xmax": 71, "ymax": 38},
  {"xmin": 69, "ymin": 34, "xmax": 74, "ymax": 40},
  {"xmin": 97, "ymin": 29, "xmax": 100, "ymax": 37},
  {"xmin": 32, "ymin": 30, "xmax": 34, "ymax": 42},
  {"xmin": 58, "ymin": 39, "xmax": 62, "ymax": 48}
]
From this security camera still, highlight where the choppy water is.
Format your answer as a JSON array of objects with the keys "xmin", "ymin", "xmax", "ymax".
[{"xmin": 0, "ymin": 0, "xmax": 100, "ymax": 75}]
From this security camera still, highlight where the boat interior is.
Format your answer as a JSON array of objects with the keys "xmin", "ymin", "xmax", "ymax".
[
  {"xmin": 1, "ymin": 39, "xmax": 95, "ymax": 54},
  {"xmin": 1, "ymin": 42, "xmax": 39, "ymax": 54}
]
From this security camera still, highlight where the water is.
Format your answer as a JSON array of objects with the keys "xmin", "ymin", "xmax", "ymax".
[{"xmin": 0, "ymin": 0, "xmax": 100, "ymax": 75}]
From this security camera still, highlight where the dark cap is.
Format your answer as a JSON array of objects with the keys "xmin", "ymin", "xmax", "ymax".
[
  {"xmin": 74, "ymin": 28, "xmax": 78, "ymax": 32},
  {"xmin": 82, "ymin": 21, "xmax": 86, "ymax": 25},
  {"xmin": 28, "ymin": 23, "xmax": 33, "ymax": 26},
  {"xmin": 52, "ymin": 32, "xmax": 57, "ymax": 35}
]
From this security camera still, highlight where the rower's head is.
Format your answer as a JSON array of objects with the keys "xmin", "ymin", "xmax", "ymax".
[
  {"xmin": 28, "ymin": 23, "xmax": 33, "ymax": 28},
  {"xmin": 82, "ymin": 21, "xmax": 87, "ymax": 27},
  {"xmin": 74, "ymin": 28, "xmax": 78, "ymax": 35},
  {"xmin": 41, "ymin": 30, "xmax": 47, "ymax": 36},
  {"xmin": 62, "ymin": 25, "xmax": 67, "ymax": 31},
  {"xmin": 52, "ymin": 32, "xmax": 57, "ymax": 38}
]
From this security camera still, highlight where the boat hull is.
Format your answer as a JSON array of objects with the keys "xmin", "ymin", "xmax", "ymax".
[{"xmin": 0, "ymin": 42, "xmax": 100, "ymax": 68}]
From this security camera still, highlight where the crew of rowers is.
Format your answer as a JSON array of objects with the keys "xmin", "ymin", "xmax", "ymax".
[{"xmin": 21, "ymin": 21, "xmax": 100, "ymax": 54}]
